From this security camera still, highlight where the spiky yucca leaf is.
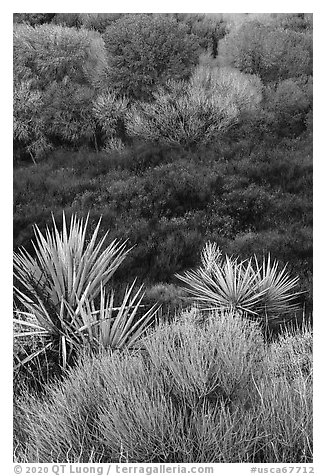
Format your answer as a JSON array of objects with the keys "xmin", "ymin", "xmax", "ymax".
[
  {"xmin": 13, "ymin": 286, "xmax": 90, "ymax": 369},
  {"xmin": 13, "ymin": 212, "xmax": 159, "ymax": 370},
  {"xmin": 14, "ymin": 281, "xmax": 159, "ymax": 369},
  {"xmin": 14, "ymin": 213, "xmax": 130, "ymax": 310},
  {"xmin": 176, "ymin": 242, "xmax": 301, "ymax": 321},
  {"xmin": 81, "ymin": 281, "xmax": 159, "ymax": 351},
  {"xmin": 177, "ymin": 255, "xmax": 266, "ymax": 315},
  {"xmin": 253, "ymin": 255, "xmax": 301, "ymax": 316}
]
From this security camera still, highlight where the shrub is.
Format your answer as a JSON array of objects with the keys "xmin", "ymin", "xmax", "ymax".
[
  {"xmin": 78, "ymin": 13, "xmax": 125, "ymax": 33},
  {"xmin": 13, "ymin": 13, "xmax": 56, "ymax": 26},
  {"xmin": 13, "ymin": 24, "xmax": 105, "ymax": 87},
  {"xmin": 126, "ymin": 66, "xmax": 262, "ymax": 148},
  {"xmin": 266, "ymin": 321, "xmax": 312, "ymax": 380},
  {"xmin": 92, "ymin": 91, "xmax": 129, "ymax": 147},
  {"xmin": 226, "ymin": 137, "xmax": 313, "ymax": 194},
  {"xmin": 14, "ymin": 311, "xmax": 312, "ymax": 463},
  {"xmin": 13, "ymin": 24, "xmax": 108, "ymax": 158},
  {"xmin": 219, "ymin": 20, "xmax": 312, "ymax": 83},
  {"xmin": 264, "ymin": 78, "xmax": 311, "ymax": 137},
  {"xmin": 218, "ymin": 182, "xmax": 276, "ymax": 231},
  {"xmin": 190, "ymin": 65, "xmax": 263, "ymax": 112},
  {"xmin": 144, "ymin": 283, "xmax": 190, "ymax": 320},
  {"xmin": 41, "ymin": 80, "xmax": 98, "ymax": 148},
  {"xmin": 101, "ymin": 158, "xmax": 224, "ymax": 220},
  {"xmin": 13, "ymin": 81, "xmax": 51, "ymax": 162}
]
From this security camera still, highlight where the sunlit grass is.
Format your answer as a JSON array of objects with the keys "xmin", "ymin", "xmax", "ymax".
[{"xmin": 14, "ymin": 309, "xmax": 312, "ymax": 463}]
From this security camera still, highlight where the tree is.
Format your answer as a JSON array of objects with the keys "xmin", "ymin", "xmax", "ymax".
[
  {"xmin": 103, "ymin": 14, "xmax": 201, "ymax": 100},
  {"xmin": 13, "ymin": 13, "xmax": 56, "ymax": 26},
  {"xmin": 78, "ymin": 13, "xmax": 125, "ymax": 33},
  {"xmin": 270, "ymin": 13, "xmax": 313, "ymax": 32},
  {"xmin": 50, "ymin": 13, "xmax": 81, "ymax": 28},
  {"xmin": 219, "ymin": 20, "xmax": 312, "ymax": 83},
  {"xmin": 264, "ymin": 78, "xmax": 311, "ymax": 137},
  {"xmin": 13, "ymin": 24, "xmax": 108, "ymax": 89},
  {"xmin": 126, "ymin": 66, "xmax": 263, "ymax": 148},
  {"xmin": 42, "ymin": 79, "xmax": 98, "ymax": 148},
  {"xmin": 13, "ymin": 24, "xmax": 108, "ymax": 157},
  {"xmin": 13, "ymin": 81, "xmax": 51, "ymax": 162},
  {"xmin": 93, "ymin": 91, "xmax": 129, "ymax": 150},
  {"xmin": 164, "ymin": 13, "xmax": 227, "ymax": 58}
]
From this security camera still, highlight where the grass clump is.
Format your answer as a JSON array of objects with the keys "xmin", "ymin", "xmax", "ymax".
[{"xmin": 14, "ymin": 309, "xmax": 312, "ymax": 463}]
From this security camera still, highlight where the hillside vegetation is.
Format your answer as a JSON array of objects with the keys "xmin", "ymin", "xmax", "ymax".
[{"xmin": 13, "ymin": 13, "xmax": 313, "ymax": 464}]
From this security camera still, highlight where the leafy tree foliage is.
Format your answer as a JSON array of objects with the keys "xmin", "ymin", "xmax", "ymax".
[
  {"xmin": 126, "ymin": 66, "xmax": 262, "ymax": 147},
  {"xmin": 93, "ymin": 91, "xmax": 129, "ymax": 149},
  {"xmin": 78, "ymin": 13, "xmax": 125, "ymax": 33},
  {"xmin": 13, "ymin": 24, "xmax": 107, "ymax": 88},
  {"xmin": 50, "ymin": 13, "xmax": 81, "ymax": 28},
  {"xmin": 13, "ymin": 24, "xmax": 108, "ymax": 158},
  {"xmin": 264, "ymin": 77, "xmax": 312, "ymax": 137},
  {"xmin": 103, "ymin": 14, "xmax": 201, "ymax": 100},
  {"xmin": 13, "ymin": 13, "xmax": 56, "ymax": 26},
  {"xmin": 49, "ymin": 13, "xmax": 125, "ymax": 31},
  {"xmin": 219, "ymin": 20, "xmax": 312, "ymax": 83},
  {"xmin": 270, "ymin": 13, "xmax": 313, "ymax": 32},
  {"xmin": 42, "ymin": 80, "xmax": 98, "ymax": 147},
  {"xmin": 165, "ymin": 13, "xmax": 227, "ymax": 57},
  {"xmin": 13, "ymin": 81, "xmax": 51, "ymax": 162}
]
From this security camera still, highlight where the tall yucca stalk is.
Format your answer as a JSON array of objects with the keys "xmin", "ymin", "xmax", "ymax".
[
  {"xmin": 176, "ymin": 242, "xmax": 301, "ymax": 321},
  {"xmin": 13, "ymin": 213, "xmax": 158, "ymax": 370}
]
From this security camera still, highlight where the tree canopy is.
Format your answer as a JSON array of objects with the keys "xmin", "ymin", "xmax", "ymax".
[
  {"xmin": 219, "ymin": 20, "xmax": 312, "ymax": 83},
  {"xmin": 103, "ymin": 14, "xmax": 201, "ymax": 100}
]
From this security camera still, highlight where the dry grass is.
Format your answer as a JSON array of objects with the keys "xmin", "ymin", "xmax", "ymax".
[{"xmin": 14, "ymin": 309, "xmax": 312, "ymax": 463}]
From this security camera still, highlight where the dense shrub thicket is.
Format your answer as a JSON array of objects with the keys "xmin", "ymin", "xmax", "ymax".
[
  {"xmin": 13, "ymin": 13, "xmax": 312, "ymax": 160},
  {"xmin": 126, "ymin": 67, "xmax": 263, "ymax": 147},
  {"xmin": 219, "ymin": 19, "xmax": 312, "ymax": 83},
  {"xmin": 12, "ymin": 11, "xmax": 313, "ymax": 356},
  {"xmin": 13, "ymin": 12, "xmax": 313, "ymax": 464},
  {"xmin": 102, "ymin": 14, "xmax": 201, "ymax": 100},
  {"xmin": 13, "ymin": 23, "xmax": 108, "ymax": 159},
  {"xmin": 14, "ymin": 133, "xmax": 313, "ymax": 310},
  {"xmin": 14, "ymin": 311, "xmax": 312, "ymax": 463}
]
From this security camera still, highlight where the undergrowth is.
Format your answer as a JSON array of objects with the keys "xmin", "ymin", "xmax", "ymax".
[{"xmin": 14, "ymin": 309, "xmax": 312, "ymax": 464}]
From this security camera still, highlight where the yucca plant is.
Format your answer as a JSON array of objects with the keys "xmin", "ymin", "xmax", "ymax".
[
  {"xmin": 80, "ymin": 281, "xmax": 159, "ymax": 351},
  {"xmin": 14, "ymin": 213, "xmax": 128, "ymax": 309},
  {"xmin": 13, "ymin": 213, "xmax": 158, "ymax": 371},
  {"xmin": 253, "ymin": 254, "xmax": 301, "ymax": 317},
  {"xmin": 200, "ymin": 240, "xmax": 223, "ymax": 273},
  {"xmin": 176, "ymin": 242, "xmax": 301, "ymax": 322}
]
